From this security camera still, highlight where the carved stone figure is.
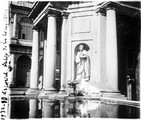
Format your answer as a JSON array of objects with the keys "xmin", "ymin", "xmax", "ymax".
[
  {"xmin": 75, "ymin": 44, "xmax": 90, "ymax": 82},
  {"xmin": 75, "ymin": 44, "xmax": 99, "ymax": 94}
]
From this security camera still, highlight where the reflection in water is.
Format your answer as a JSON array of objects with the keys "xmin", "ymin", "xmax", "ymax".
[
  {"xmin": 9, "ymin": 98, "xmax": 140, "ymax": 119},
  {"xmin": 42, "ymin": 99, "xmax": 54, "ymax": 118},
  {"xmin": 10, "ymin": 98, "xmax": 29, "ymax": 119},
  {"xmin": 67, "ymin": 99, "xmax": 79, "ymax": 118},
  {"xmin": 118, "ymin": 104, "xmax": 140, "ymax": 118},
  {"xmin": 53, "ymin": 100, "xmax": 60, "ymax": 118},
  {"xmin": 100, "ymin": 103, "xmax": 118, "ymax": 118},
  {"xmin": 29, "ymin": 99, "xmax": 37, "ymax": 118},
  {"xmin": 79, "ymin": 100, "xmax": 100, "ymax": 118}
]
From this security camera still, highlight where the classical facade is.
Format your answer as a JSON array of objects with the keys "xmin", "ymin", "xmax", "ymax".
[{"xmin": 9, "ymin": 1, "xmax": 140, "ymax": 101}]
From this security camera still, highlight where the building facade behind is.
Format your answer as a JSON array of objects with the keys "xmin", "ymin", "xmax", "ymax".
[{"xmin": 9, "ymin": 1, "xmax": 43, "ymax": 94}]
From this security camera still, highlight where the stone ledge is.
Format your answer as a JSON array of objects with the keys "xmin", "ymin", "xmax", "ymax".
[
  {"xmin": 26, "ymin": 89, "xmax": 40, "ymax": 97},
  {"xmin": 8, "ymin": 91, "xmax": 26, "ymax": 95},
  {"xmin": 100, "ymin": 97, "xmax": 140, "ymax": 107}
]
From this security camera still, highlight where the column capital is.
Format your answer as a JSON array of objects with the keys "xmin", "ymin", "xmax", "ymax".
[
  {"xmin": 96, "ymin": 8, "xmax": 106, "ymax": 16},
  {"xmin": 106, "ymin": 7, "xmax": 116, "ymax": 11},
  {"xmin": 47, "ymin": 13, "xmax": 57, "ymax": 18},
  {"xmin": 61, "ymin": 12, "xmax": 69, "ymax": 19},
  {"xmin": 46, "ymin": 7, "xmax": 61, "ymax": 18},
  {"xmin": 33, "ymin": 26, "xmax": 39, "ymax": 31}
]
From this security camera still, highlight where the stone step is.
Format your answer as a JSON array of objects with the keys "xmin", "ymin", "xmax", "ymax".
[
  {"xmin": 101, "ymin": 93, "xmax": 127, "ymax": 100},
  {"xmin": 102, "ymin": 94, "xmax": 125, "ymax": 97},
  {"xmin": 9, "ymin": 88, "xmax": 28, "ymax": 95},
  {"xmin": 9, "ymin": 88, "xmax": 28, "ymax": 91},
  {"xmin": 9, "ymin": 91, "xmax": 26, "ymax": 95}
]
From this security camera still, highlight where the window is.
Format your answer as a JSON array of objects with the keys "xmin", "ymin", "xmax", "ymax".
[{"xmin": 18, "ymin": 17, "xmax": 33, "ymax": 40}]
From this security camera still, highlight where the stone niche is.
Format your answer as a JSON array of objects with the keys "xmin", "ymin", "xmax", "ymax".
[{"xmin": 71, "ymin": 40, "xmax": 98, "ymax": 88}]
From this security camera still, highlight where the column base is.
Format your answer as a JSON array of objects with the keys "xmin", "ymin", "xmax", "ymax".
[
  {"xmin": 39, "ymin": 88, "xmax": 58, "ymax": 96},
  {"xmin": 100, "ymin": 89, "xmax": 119, "ymax": 93},
  {"xmin": 59, "ymin": 90, "xmax": 68, "ymax": 95},
  {"xmin": 26, "ymin": 88, "xmax": 40, "ymax": 96}
]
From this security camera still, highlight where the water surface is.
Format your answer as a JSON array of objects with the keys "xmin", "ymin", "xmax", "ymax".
[{"xmin": 8, "ymin": 97, "xmax": 140, "ymax": 119}]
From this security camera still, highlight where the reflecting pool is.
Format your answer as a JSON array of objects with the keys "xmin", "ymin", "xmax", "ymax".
[{"xmin": 8, "ymin": 97, "xmax": 140, "ymax": 119}]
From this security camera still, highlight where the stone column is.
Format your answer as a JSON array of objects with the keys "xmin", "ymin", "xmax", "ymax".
[
  {"xmin": 27, "ymin": 28, "xmax": 39, "ymax": 94},
  {"xmin": 12, "ymin": 14, "xmax": 17, "ymax": 38},
  {"xmin": 97, "ymin": 10, "xmax": 107, "ymax": 91},
  {"xmin": 43, "ymin": 39, "xmax": 47, "ymax": 88},
  {"xmin": 106, "ymin": 8, "xmax": 118, "ymax": 92},
  {"xmin": 8, "ymin": 54, "xmax": 15, "ymax": 87},
  {"xmin": 60, "ymin": 12, "xmax": 68, "ymax": 92},
  {"xmin": 43, "ymin": 14, "xmax": 57, "ymax": 92}
]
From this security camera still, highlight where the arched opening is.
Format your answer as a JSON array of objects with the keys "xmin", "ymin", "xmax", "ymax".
[
  {"xmin": 18, "ymin": 17, "xmax": 33, "ymax": 40},
  {"xmin": 15, "ymin": 55, "xmax": 31, "ymax": 87}
]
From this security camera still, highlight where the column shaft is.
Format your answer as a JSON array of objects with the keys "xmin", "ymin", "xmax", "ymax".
[
  {"xmin": 43, "ymin": 15, "xmax": 57, "ymax": 91},
  {"xmin": 106, "ymin": 8, "xmax": 118, "ymax": 91},
  {"xmin": 43, "ymin": 39, "xmax": 47, "ymax": 88},
  {"xmin": 12, "ymin": 14, "xmax": 17, "ymax": 38},
  {"xmin": 97, "ymin": 12, "xmax": 106, "ymax": 90},
  {"xmin": 30, "ymin": 29, "xmax": 39, "ymax": 89},
  {"xmin": 60, "ymin": 101, "xmax": 66, "ymax": 117},
  {"xmin": 60, "ymin": 15, "xmax": 68, "ymax": 91}
]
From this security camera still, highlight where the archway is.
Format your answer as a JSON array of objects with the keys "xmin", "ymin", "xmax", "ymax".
[
  {"xmin": 15, "ymin": 55, "xmax": 31, "ymax": 87},
  {"xmin": 18, "ymin": 17, "xmax": 33, "ymax": 40}
]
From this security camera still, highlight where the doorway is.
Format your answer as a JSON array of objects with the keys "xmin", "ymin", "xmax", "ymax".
[{"xmin": 15, "ymin": 55, "xmax": 31, "ymax": 87}]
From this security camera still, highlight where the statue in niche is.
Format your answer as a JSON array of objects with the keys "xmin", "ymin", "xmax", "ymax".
[
  {"xmin": 75, "ymin": 44, "xmax": 99, "ymax": 95},
  {"xmin": 75, "ymin": 44, "xmax": 90, "ymax": 82}
]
